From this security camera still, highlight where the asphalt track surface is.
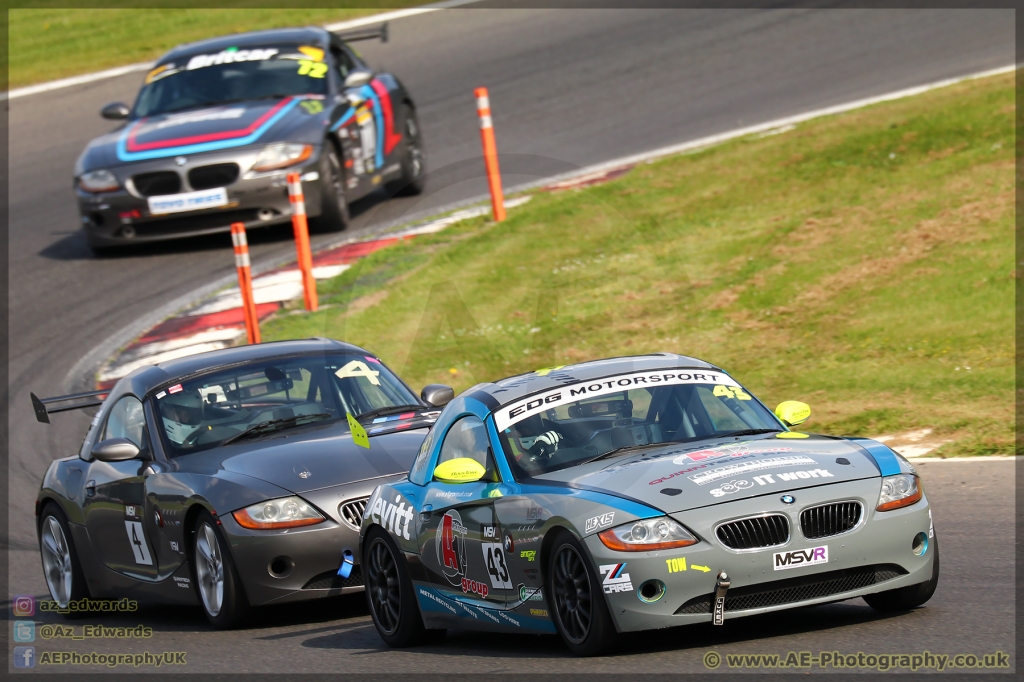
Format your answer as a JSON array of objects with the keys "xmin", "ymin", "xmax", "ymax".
[{"xmin": 6, "ymin": 7, "xmax": 1015, "ymax": 672}]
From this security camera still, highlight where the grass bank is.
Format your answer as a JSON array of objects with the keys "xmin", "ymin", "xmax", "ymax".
[
  {"xmin": 264, "ymin": 72, "xmax": 1015, "ymax": 456},
  {"xmin": 9, "ymin": 5, "xmax": 422, "ymax": 88}
]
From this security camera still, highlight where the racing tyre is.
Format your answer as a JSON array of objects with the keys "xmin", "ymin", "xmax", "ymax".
[
  {"xmin": 38, "ymin": 502, "xmax": 91, "ymax": 616},
  {"xmin": 387, "ymin": 104, "xmax": 425, "ymax": 197},
  {"xmin": 363, "ymin": 527, "xmax": 442, "ymax": 647},
  {"xmin": 309, "ymin": 145, "xmax": 350, "ymax": 233},
  {"xmin": 190, "ymin": 510, "xmax": 250, "ymax": 629},
  {"xmin": 547, "ymin": 530, "xmax": 617, "ymax": 656},
  {"xmin": 864, "ymin": 534, "xmax": 940, "ymax": 612}
]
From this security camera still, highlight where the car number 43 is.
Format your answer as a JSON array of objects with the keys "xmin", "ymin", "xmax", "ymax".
[
  {"xmin": 482, "ymin": 543, "xmax": 512, "ymax": 589},
  {"xmin": 124, "ymin": 521, "xmax": 153, "ymax": 566}
]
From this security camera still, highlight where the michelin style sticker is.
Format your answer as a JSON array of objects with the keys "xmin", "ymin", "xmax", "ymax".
[{"xmin": 495, "ymin": 370, "xmax": 738, "ymax": 431}]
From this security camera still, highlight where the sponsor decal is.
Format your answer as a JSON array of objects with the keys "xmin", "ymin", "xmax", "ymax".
[
  {"xmin": 774, "ymin": 545, "xmax": 829, "ymax": 571},
  {"xmin": 434, "ymin": 490, "xmax": 473, "ymax": 499},
  {"xmin": 673, "ymin": 443, "xmax": 795, "ymax": 466},
  {"xmin": 167, "ymin": 384, "xmax": 183, "ymax": 394},
  {"xmin": 690, "ymin": 456, "xmax": 818, "ymax": 485},
  {"xmin": 436, "ymin": 511, "xmax": 468, "ymax": 585},
  {"xmin": 482, "ymin": 542, "xmax": 512, "ymax": 589},
  {"xmin": 495, "ymin": 370, "xmax": 738, "ymax": 430},
  {"xmin": 148, "ymin": 188, "xmax": 228, "ymax": 215},
  {"xmin": 775, "ymin": 468, "xmax": 834, "ymax": 482},
  {"xmin": 520, "ymin": 550, "xmax": 537, "ymax": 562},
  {"xmin": 172, "ymin": 576, "xmax": 190, "ymax": 588},
  {"xmin": 666, "ymin": 557, "xmax": 687, "ymax": 573},
  {"xmin": 600, "ymin": 564, "xmax": 633, "ymax": 593},
  {"xmin": 584, "ymin": 512, "xmax": 615, "ymax": 534},
  {"xmin": 419, "ymin": 588, "xmax": 457, "ymax": 614},
  {"xmin": 152, "ymin": 107, "xmax": 245, "ymax": 131},
  {"xmin": 186, "ymin": 47, "xmax": 279, "ymax": 71},
  {"xmin": 369, "ymin": 493, "xmax": 415, "ymax": 541},
  {"xmin": 518, "ymin": 584, "xmax": 544, "ymax": 601},
  {"xmin": 483, "ymin": 525, "xmax": 498, "ymax": 538},
  {"xmin": 929, "ymin": 510, "xmax": 934, "ymax": 538},
  {"xmin": 530, "ymin": 608, "xmax": 549, "ymax": 617},
  {"xmin": 461, "ymin": 577, "xmax": 489, "ymax": 599},
  {"xmin": 709, "ymin": 479, "xmax": 754, "ymax": 498}
]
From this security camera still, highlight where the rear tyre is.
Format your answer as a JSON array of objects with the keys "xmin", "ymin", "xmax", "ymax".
[
  {"xmin": 190, "ymin": 510, "xmax": 250, "ymax": 629},
  {"xmin": 864, "ymin": 534, "xmax": 940, "ymax": 612},
  {"xmin": 38, "ymin": 502, "xmax": 90, "ymax": 616},
  {"xmin": 363, "ymin": 527, "xmax": 441, "ymax": 647},
  {"xmin": 309, "ymin": 145, "xmax": 350, "ymax": 233},
  {"xmin": 387, "ymin": 104, "xmax": 426, "ymax": 197},
  {"xmin": 547, "ymin": 530, "xmax": 617, "ymax": 657}
]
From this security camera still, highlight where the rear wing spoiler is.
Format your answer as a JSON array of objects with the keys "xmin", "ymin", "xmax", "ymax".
[
  {"xmin": 31, "ymin": 390, "xmax": 108, "ymax": 424},
  {"xmin": 333, "ymin": 22, "xmax": 388, "ymax": 44}
]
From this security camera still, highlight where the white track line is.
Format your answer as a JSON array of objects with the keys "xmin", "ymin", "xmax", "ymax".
[
  {"xmin": 3, "ymin": 0, "xmax": 475, "ymax": 101},
  {"xmin": 906, "ymin": 456, "xmax": 1016, "ymax": 463}
]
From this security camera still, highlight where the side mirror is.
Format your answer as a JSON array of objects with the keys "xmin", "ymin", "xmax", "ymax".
[
  {"xmin": 343, "ymin": 69, "xmax": 374, "ymax": 89},
  {"xmin": 101, "ymin": 102, "xmax": 130, "ymax": 120},
  {"xmin": 433, "ymin": 457, "xmax": 485, "ymax": 483},
  {"xmin": 91, "ymin": 437, "xmax": 141, "ymax": 462},
  {"xmin": 775, "ymin": 401, "xmax": 811, "ymax": 427},
  {"xmin": 421, "ymin": 384, "xmax": 454, "ymax": 408}
]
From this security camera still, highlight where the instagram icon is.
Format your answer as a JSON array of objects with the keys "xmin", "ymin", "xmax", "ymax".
[{"xmin": 13, "ymin": 595, "xmax": 35, "ymax": 617}]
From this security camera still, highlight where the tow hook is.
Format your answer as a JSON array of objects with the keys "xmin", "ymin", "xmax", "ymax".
[{"xmin": 713, "ymin": 571, "xmax": 730, "ymax": 625}]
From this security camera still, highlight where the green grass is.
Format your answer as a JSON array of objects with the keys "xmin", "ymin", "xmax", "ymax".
[
  {"xmin": 264, "ymin": 72, "xmax": 1016, "ymax": 457},
  {"xmin": 8, "ymin": 5, "xmax": 423, "ymax": 88}
]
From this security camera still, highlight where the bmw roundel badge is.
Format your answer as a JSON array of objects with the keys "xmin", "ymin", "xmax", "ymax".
[{"xmin": 781, "ymin": 495, "xmax": 795, "ymax": 504}]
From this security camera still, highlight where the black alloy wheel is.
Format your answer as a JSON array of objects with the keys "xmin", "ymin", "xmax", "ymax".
[{"xmin": 547, "ymin": 531, "xmax": 617, "ymax": 656}]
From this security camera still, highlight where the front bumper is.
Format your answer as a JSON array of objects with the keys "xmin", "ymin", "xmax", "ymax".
[
  {"xmin": 77, "ymin": 146, "xmax": 325, "ymax": 246},
  {"xmin": 583, "ymin": 478, "xmax": 935, "ymax": 633}
]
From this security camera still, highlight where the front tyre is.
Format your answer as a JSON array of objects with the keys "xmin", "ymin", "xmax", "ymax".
[
  {"xmin": 38, "ymin": 502, "xmax": 90, "ymax": 615},
  {"xmin": 363, "ymin": 527, "xmax": 441, "ymax": 647},
  {"xmin": 547, "ymin": 530, "xmax": 617, "ymax": 656},
  {"xmin": 190, "ymin": 510, "xmax": 250, "ymax": 629},
  {"xmin": 864, "ymin": 534, "xmax": 940, "ymax": 612},
  {"xmin": 309, "ymin": 145, "xmax": 350, "ymax": 233}
]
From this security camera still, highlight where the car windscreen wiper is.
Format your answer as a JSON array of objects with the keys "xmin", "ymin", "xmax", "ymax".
[
  {"xmin": 221, "ymin": 413, "xmax": 332, "ymax": 446},
  {"xmin": 714, "ymin": 428, "xmax": 782, "ymax": 439},
  {"xmin": 355, "ymin": 404, "xmax": 425, "ymax": 423}
]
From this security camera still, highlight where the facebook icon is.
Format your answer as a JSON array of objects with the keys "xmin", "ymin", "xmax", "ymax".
[{"xmin": 13, "ymin": 646, "xmax": 35, "ymax": 668}]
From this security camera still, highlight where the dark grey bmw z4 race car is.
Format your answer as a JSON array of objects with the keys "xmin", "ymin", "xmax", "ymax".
[
  {"xmin": 359, "ymin": 354, "xmax": 939, "ymax": 655},
  {"xmin": 33, "ymin": 338, "xmax": 454, "ymax": 628},
  {"xmin": 74, "ymin": 24, "xmax": 424, "ymax": 252}
]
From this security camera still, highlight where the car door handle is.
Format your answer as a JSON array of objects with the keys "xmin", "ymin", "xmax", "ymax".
[{"xmin": 85, "ymin": 480, "xmax": 96, "ymax": 498}]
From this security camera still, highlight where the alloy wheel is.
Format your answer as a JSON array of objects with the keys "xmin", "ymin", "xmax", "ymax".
[
  {"xmin": 40, "ymin": 516, "xmax": 73, "ymax": 607},
  {"xmin": 552, "ymin": 544, "xmax": 593, "ymax": 643},
  {"xmin": 195, "ymin": 523, "xmax": 224, "ymax": 617},
  {"xmin": 366, "ymin": 538, "xmax": 402, "ymax": 635},
  {"xmin": 405, "ymin": 117, "xmax": 423, "ymax": 179}
]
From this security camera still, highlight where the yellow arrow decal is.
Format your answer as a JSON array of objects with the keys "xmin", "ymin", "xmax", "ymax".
[{"xmin": 691, "ymin": 564, "xmax": 712, "ymax": 573}]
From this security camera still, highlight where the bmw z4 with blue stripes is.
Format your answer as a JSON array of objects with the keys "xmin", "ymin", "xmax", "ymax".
[
  {"xmin": 74, "ymin": 24, "xmax": 424, "ymax": 252},
  {"xmin": 360, "ymin": 354, "xmax": 939, "ymax": 656}
]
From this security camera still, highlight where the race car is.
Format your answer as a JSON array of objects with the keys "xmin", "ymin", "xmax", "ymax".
[
  {"xmin": 75, "ymin": 24, "xmax": 424, "ymax": 252},
  {"xmin": 33, "ymin": 338, "xmax": 454, "ymax": 628},
  {"xmin": 359, "ymin": 354, "xmax": 939, "ymax": 655}
]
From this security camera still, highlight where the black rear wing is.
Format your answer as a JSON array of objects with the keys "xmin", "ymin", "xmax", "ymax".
[
  {"xmin": 31, "ymin": 390, "xmax": 108, "ymax": 424},
  {"xmin": 333, "ymin": 22, "xmax": 388, "ymax": 44}
]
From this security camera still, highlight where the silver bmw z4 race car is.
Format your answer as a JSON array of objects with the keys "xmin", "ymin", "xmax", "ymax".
[
  {"xmin": 75, "ymin": 24, "xmax": 424, "ymax": 252},
  {"xmin": 33, "ymin": 338, "xmax": 454, "ymax": 628},
  {"xmin": 359, "ymin": 354, "xmax": 938, "ymax": 655}
]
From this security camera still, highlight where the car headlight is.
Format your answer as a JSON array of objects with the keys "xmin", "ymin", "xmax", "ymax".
[
  {"xmin": 232, "ymin": 496, "xmax": 325, "ymax": 529},
  {"xmin": 251, "ymin": 143, "xmax": 313, "ymax": 172},
  {"xmin": 876, "ymin": 473, "xmax": 922, "ymax": 511},
  {"xmin": 598, "ymin": 517, "xmax": 698, "ymax": 551},
  {"xmin": 78, "ymin": 169, "xmax": 120, "ymax": 193}
]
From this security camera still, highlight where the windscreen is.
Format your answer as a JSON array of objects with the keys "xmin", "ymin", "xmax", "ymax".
[
  {"xmin": 134, "ymin": 44, "xmax": 330, "ymax": 117},
  {"xmin": 495, "ymin": 369, "xmax": 781, "ymax": 478},
  {"xmin": 155, "ymin": 353, "xmax": 419, "ymax": 456}
]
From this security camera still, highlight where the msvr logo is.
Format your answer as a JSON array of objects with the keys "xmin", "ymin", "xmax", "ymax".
[{"xmin": 773, "ymin": 545, "xmax": 828, "ymax": 571}]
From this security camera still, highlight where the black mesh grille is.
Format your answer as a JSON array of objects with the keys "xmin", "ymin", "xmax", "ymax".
[
  {"xmin": 188, "ymin": 163, "xmax": 239, "ymax": 190},
  {"xmin": 132, "ymin": 171, "xmax": 181, "ymax": 196},
  {"xmin": 801, "ymin": 501, "xmax": 863, "ymax": 539},
  {"xmin": 339, "ymin": 497, "xmax": 369, "ymax": 529},
  {"xmin": 675, "ymin": 564, "xmax": 907, "ymax": 614},
  {"xmin": 716, "ymin": 514, "xmax": 789, "ymax": 550},
  {"xmin": 129, "ymin": 209, "xmax": 262, "ymax": 236},
  {"xmin": 302, "ymin": 565, "xmax": 363, "ymax": 590}
]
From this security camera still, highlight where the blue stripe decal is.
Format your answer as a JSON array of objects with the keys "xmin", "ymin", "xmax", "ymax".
[
  {"xmin": 115, "ymin": 98, "xmax": 301, "ymax": 161},
  {"xmin": 848, "ymin": 438, "xmax": 902, "ymax": 476},
  {"xmin": 327, "ymin": 84, "xmax": 384, "ymax": 167},
  {"xmin": 516, "ymin": 483, "xmax": 662, "ymax": 519},
  {"xmin": 329, "ymin": 108, "xmax": 355, "ymax": 132}
]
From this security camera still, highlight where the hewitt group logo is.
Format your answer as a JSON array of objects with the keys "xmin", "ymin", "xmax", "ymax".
[{"xmin": 13, "ymin": 595, "xmax": 35, "ymax": 617}]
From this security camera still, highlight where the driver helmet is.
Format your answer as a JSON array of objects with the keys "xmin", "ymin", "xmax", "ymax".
[{"xmin": 160, "ymin": 388, "xmax": 204, "ymax": 444}]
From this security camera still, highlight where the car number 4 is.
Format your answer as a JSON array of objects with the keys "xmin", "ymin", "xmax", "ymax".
[
  {"xmin": 124, "ymin": 521, "xmax": 153, "ymax": 566},
  {"xmin": 482, "ymin": 543, "xmax": 512, "ymax": 589}
]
